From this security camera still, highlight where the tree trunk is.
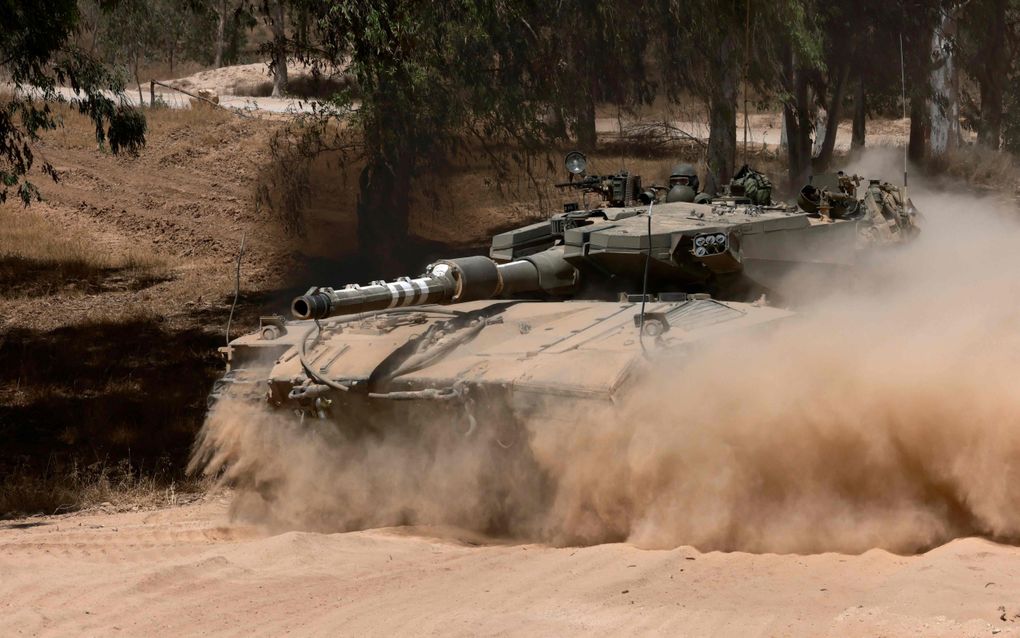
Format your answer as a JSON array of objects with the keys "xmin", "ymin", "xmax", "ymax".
[
  {"xmin": 355, "ymin": 88, "xmax": 416, "ymax": 273},
  {"xmin": 928, "ymin": 9, "xmax": 960, "ymax": 160},
  {"xmin": 815, "ymin": 61, "xmax": 850, "ymax": 171},
  {"xmin": 296, "ymin": 5, "xmax": 309, "ymax": 49},
  {"xmin": 781, "ymin": 47, "xmax": 813, "ymax": 188},
  {"xmin": 908, "ymin": 97, "xmax": 927, "ymax": 164},
  {"xmin": 976, "ymin": 0, "xmax": 1007, "ymax": 149},
  {"xmin": 783, "ymin": 102, "xmax": 801, "ymax": 185},
  {"xmin": 811, "ymin": 106, "xmax": 827, "ymax": 160},
  {"xmin": 357, "ymin": 149, "xmax": 414, "ymax": 275},
  {"xmin": 707, "ymin": 34, "xmax": 738, "ymax": 191},
  {"xmin": 978, "ymin": 75, "xmax": 1004, "ymax": 150},
  {"xmin": 852, "ymin": 75, "xmax": 866, "ymax": 150},
  {"xmin": 574, "ymin": 93, "xmax": 597, "ymax": 152},
  {"xmin": 780, "ymin": 110, "xmax": 789, "ymax": 151},
  {"xmin": 134, "ymin": 56, "xmax": 143, "ymax": 107},
  {"xmin": 270, "ymin": 0, "xmax": 288, "ymax": 98},
  {"xmin": 214, "ymin": 0, "xmax": 227, "ymax": 68}
]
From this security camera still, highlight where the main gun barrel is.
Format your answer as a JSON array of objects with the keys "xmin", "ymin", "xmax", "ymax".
[{"xmin": 292, "ymin": 253, "xmax": 578, "ymax": 320}]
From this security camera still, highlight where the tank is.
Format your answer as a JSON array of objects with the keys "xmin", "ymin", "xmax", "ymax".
[{"xmin": 205, "ymin": 154, "xmax": 919, "ymax": 434}]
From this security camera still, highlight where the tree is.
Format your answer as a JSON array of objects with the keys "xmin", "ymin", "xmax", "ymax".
[
  {"xmin": 845, "ymin": 2, "xmax": 910, "ymax": 152},
  {"xmin": 927, "ymin": 5, "xmax": 961, "ymax": 161},
  {"xmin": 897, "ymin": 0, "xmax": 952, "ymax": 165},
  {"xmin": 812, "ymin": 2, "xmax": 857, "ymax": 170},
  {"xmin": 1, "ymin": 0, "xmax": 146, "ymax": 205},
  {"xmin": 813, "ymin": 0, "xmax": 907, "ymax": 167},
  {"xmin": 544, "ymin": 1, "xmax": 654, "ymax": 151},
  {"xmin": 312, "ymin": 1, "xmax": 560, "ymax": 271},
  {"xmin": 160, "ymin": 1, "xmax": 218, "ymax": 73},
  {"xmin": 796, "ymin": 0, "xmax": 949, "ymax": 170},
  {"xmin": 213, "ymin": 0, "xmax": 232, "ymax": 68},
  {"xmin": 102, "ymin": 0, "xmax": 162, "ymax": 104},
  {"xmin": 779, "ymin": 42, "xmax": 815, "ymax": 186},
  {"xmin": 960, "ymin": 0, "xmax": 1020, "ymax": 150},
  {"xmin": 657, "ymin": 0, "xmax": 818, "ymax": 190},
  {"xmin": 82, "ymin": 0, "xmax": 218, "ymax": 91},
  {"xmin": 264, "ymin": 0, "xmax": 288, "ymax": 96}
]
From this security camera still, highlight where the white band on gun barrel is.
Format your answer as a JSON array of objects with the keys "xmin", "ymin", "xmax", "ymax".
[
  {"xmin": 385, "ymin": 282, "xmax": 403, "ymax": 308},
  {"xmin": 397, "ymin": 280, "xmax": 415, "ymax": 306},
  {"xmin": 409, "ymin": 278, "xmax": 427, "ymax": 305}
]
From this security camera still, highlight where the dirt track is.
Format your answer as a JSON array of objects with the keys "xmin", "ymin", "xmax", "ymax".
[{"xmin": 1, "ymin": 497, "xmax": 1018, "ymax": 637}]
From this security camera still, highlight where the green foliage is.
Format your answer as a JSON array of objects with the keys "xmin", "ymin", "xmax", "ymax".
[
  {"xmin": 655, "ymin": 0, "xmax": 820, "ymax": 105},
  {"xmin": 222, "ymin": 4, "xmax": 258, "ymax": 66},
  {"xmin": 108, "ymin": 107, "xmax": 147, "ymax": 155},
  {"xmin": 0, "ymin": 0, "xmax": 147, "ymax": 204},
  {"xmin": 318, "ymin": 1, "xmax": 553, "ymax": 163},
  {"xmin": 533, "ymin": 0, "xmax": 657, "ymax": 147}
]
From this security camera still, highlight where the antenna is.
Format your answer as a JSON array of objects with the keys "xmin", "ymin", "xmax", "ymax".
[
  {"xmin": 225, "ymin": 231, "xmax": 246, "ymax": 346},
  {"xmin": 899, "ymin": 33, "xmax": 908, "ymax": 192},
  {"xmin": 638, "ymin": 198, "xmax": 653, "ymax": 356},
  {"xmin": 618, "ymin": 104, "xmax": 626, "ymax": 173},
  {"xmin": 743, "ymin": 0, "xmax": 751, "ymax": 163}
]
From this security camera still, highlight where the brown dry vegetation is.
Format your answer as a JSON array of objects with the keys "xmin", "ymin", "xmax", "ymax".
[
  {"xmin": 940, "ymin": 144, "xmax": 1020, "ymax": 193},
  {"xmin": 0, "ymin": 103, "xmax": 294, "ymax": 516},
  {"xmin": 0, "ymin": 203, "xmax": 170, "ymax": 297},
  {"xmin": 0, "ymin": 99, "xmax": 597, "ymax": 516}
]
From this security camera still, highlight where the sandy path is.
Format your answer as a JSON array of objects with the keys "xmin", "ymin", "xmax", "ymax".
[{"xmin": 1, "ymin": 497, "xmax": 1017, "ymax": 637}]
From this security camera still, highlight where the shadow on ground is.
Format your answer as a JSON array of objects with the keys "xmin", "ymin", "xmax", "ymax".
[
  {"xmin": 0, "ymin": 256, "xmax": 169, "ymax": 298},
  {"xmin": 0, "ymin": 316, "xmax": 222, "ymax": 516}
]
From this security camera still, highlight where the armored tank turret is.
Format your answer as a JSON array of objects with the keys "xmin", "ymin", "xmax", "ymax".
[{"xmin": 206, "ymin": 153, "xmax": 918, "ymax": 434}]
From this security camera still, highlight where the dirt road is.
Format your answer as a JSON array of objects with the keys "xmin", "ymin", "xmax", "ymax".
[{"xmin": 1, "ymin": 497, "xmax": 1017, "ymax": 637}]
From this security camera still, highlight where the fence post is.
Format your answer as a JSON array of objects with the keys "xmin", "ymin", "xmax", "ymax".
[{"xmin": 150, "ymin": 80, "xmax": 155, "ymax": 108}]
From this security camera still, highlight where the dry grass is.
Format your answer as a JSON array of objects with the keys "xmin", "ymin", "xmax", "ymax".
[
  {"xmin": 0, "ymin": 457, "xmax": 209, "ymax": 518},
  {"xmin": 41, "ymin": 98, "xmax": 237, "ymax": 152},
  {"xmin": 939, "ymin": 144, "xmax": 1020, "ymax": 191},
  {"xmin": 144, "ymin": 101, "xmax": 236, "ymax": 129},
  {"xmin": 0, "ymin": 203, "xmax": 170, "ymax": 297},
  {"xmin": 233, "ymin": 75, "xmax": 353, "ymax": 100},
  {"xmin": 0, "ymin": 203, "xmax": 160, "ymax": 270},
  {"xmin": 0, "ymin": 314, "xmax": 224, "ymax": 520}
]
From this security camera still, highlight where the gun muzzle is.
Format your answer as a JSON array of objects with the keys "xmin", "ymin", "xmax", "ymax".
[{"xmin": 291, "ymin": 252, "xmax": 579, "ymax": 320}]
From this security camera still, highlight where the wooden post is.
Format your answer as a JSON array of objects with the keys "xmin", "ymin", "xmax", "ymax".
[{"xmin": 150, "ymin": 80, "xmax": 155, "ymax": 108}]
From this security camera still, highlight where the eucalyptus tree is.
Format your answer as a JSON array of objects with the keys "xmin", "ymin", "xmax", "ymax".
[
  {"xmin": 267, "ymin": 0, "xmax": 288, "ymax": 96},
  {"xmin": 776, "ymin": 0, "xmax": 950, "ymax": 177},
  {"xmin": 1, "ymin": 0, "xmax": 146, "ymax": 205},
  {"xmin": 544, "ymin": 0, "xmax": 656, "ymax": 151},
  {"xmin": 656, "ymin": 0, "xmax": 819, "ymax": 189},
  {"xmin": 313, "ymin": 0, "xmax": 565, "ymax": 270},
  {"xmin": 959, "ymin": 0, "xmax": 1020, "ymax": 150},
  {"xmin": 812, "ymin": 0, "xmax": 907, "ymax": 168}
]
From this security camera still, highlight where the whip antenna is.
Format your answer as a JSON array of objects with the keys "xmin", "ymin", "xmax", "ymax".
[
  {"xmin": 638, "ymin": 199, "xmax": 653, "ymax": 356},
  {"xmin": 900, "ymin": 33, "xmax": 908, "ymax": 192},
  {"xmin": 743, "ymin": 0, "xmax": 751, "ymax": 163},
  {"xmin": 225, "ymin": 232, "xmax": 246, "ymax": 346}
]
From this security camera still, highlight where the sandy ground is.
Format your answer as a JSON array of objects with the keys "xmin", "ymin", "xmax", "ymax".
[
  {"xmin": 165, "ymin": 61, "xmax": 327, "ymax": 95},
  {"xmin": 1, "ymin": 497, "xmax": 1018, "ymax": 637}
]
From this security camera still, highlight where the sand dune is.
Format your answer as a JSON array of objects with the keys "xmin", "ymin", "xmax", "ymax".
[{"xmin": 1, "ymin": 496, "xmax": 1018, "ymax": 637}]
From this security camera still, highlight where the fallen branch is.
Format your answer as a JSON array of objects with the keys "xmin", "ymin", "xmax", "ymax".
[
  {"xmin": 622, "ymin": 121, "xmax": 707, "ymax": 148},
  {"xmin": 149, "ymin": 80, "xmax": 253, "ymax": 118}
]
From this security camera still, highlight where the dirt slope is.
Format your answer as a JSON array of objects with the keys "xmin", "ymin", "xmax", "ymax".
[
  {"xmin": 1, "ymin": 498, "xmax": 1017, "ymax": 637},
  {"xmin": 0, "ymin": 107, "xmax": 299, "ymax": 508}
]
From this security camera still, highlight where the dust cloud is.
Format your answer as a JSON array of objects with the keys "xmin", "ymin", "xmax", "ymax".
[{"xmin": 192, "ymin": 162, "xmax": 1020, "ymax": 554}]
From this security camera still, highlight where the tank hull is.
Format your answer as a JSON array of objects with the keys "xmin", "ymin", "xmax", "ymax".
[{"xmin": 210, "ymin": 298, "xmax": 792, "ymax": 432}]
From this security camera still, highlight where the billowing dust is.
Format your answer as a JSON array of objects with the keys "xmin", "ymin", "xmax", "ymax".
[{"xmin": 191, "ymin": 160, "xmax": 1020, "ymax": 554}]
